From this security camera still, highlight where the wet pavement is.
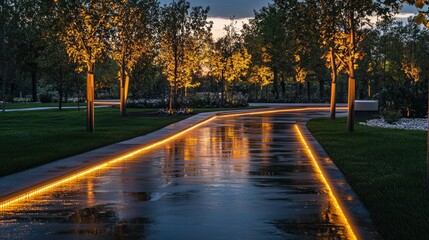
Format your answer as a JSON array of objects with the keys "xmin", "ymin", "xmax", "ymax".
[{"xmin": 0, "ymin": 111, "xmax": 352, "ymax": 239}]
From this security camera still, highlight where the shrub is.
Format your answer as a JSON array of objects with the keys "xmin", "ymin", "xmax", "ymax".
[
  {"xmin": 127, "ymin": 99, "xmax": 166, "ymax": 108},
  {"xmin": 128, "ymin": 92, "xmax": 249, "ymax": 109},
  {"xmin": 381, "ymin": 108, "xmax": 402, "ymax": 124},
  {"xmin": 39, "ymin": 93, "xmax": 53, "ymax": 103}
]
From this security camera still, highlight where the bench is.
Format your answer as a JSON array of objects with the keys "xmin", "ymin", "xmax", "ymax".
[{"xmin": 354, "ymin": 100, "xmax": 379, "ymax": 118}]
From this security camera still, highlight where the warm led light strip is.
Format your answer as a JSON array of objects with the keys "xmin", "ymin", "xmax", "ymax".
[
  {"xmin": 294, "ymin": 124, "xmax": 358, "ymax": 240},
  {"xmin": 0, "ymin": 115, "xmax": 218, "ymax": 210},
  {"xmin": 0, "ymin": 106, "xmax": 345, "ymax": 211},
  {"xmin": 218, "ymin": 106, "xmax": 347, "ymax": 119}
]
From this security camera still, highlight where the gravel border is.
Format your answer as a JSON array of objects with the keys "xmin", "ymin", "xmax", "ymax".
[{"xmin": 359, "ymin": 118, "xmax": 427, "ymax": 131}]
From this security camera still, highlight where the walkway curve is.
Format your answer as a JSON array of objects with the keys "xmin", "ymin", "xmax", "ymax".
[{"xmin": 0, "ymin": 104, "xmax": 378, "ymax": 239}]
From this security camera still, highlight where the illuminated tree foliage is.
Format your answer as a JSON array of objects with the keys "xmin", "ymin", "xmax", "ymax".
[
  {"xmin": 52, "ymin": 0, "xmax": 114, "ymax": 132},
  {"xmin": 317, "ymin": 0, "xmax": 343, "ymax": 119},
  {"xmin": 248, "ymin": 65, "xmax": 274, "ymax": 100},
  {"xmin": 340, "ymin": 0, "xmax": 397, "ymax": 132},
  {"xmin": 209, "ymin": 21, "xmax": 251, "ymax": 106},
  {"xmin": 110, "ymin": 0, "xmax": 158, "ymax": 117},
  {"xmin": 158, "ymin": 0, "xmax": 212, "ymax": 111},
  {"xmin": 248, "ymin": 4, "xmax": 289, "ymax": 99},
  {"xmin": 245, "ymin": 47, "xmax": 273, "ymax": 100}
]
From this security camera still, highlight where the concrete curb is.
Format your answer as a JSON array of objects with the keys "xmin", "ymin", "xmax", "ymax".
[{"xmin": 298, "ymin": 122, "xmax": 382, "ymax": 239}]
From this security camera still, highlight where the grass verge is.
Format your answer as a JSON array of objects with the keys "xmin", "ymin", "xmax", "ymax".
[
  {"xmin": 2, "ymin": 102, "xmax": 80, "ymax": 109},
  {"xmin": 0, "ymin": 107, "xmax": 258, "ymax": 177},
  {"xmin": 307, "ymin": 118, "xmax": 429, "ymax": 240}
]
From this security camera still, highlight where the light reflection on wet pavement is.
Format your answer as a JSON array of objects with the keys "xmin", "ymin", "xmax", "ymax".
[{"xmin": 0, "ymin": 112, "xmax": 349, "ymax": 239}]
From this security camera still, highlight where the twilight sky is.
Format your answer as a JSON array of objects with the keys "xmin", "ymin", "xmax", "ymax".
[
  {"xmin": 159, "ymin": 0, "xmax": 269, "ymax": 39},
  {"xmin": 159, "ymin": 0, "xmax": 419, "ymax": 39},
  {"xmin": 159, "ymin": 0, "xmax": 269, "ymax": 18}
]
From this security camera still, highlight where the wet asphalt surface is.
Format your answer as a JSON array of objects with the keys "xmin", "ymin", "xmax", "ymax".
[{"xmin": 0, "ymin": 112, "xmax": 349, "ymax": 239}]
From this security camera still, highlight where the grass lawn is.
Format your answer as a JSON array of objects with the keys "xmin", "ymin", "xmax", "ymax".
[
  {"xmin": 0, "ymin": 107, "xmax": 254, "ymax": 177},
  {"xmin": 307, "ymin": 118, "xmax": 429, "ymax": 240},
  {"xmin": 2, "ymin": 102, "xmax": 80, "ymax": 109}
]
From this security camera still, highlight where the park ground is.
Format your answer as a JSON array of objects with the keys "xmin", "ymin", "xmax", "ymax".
[{"xmin": 0, "ymin": 105, "xmax": 428, "ymax": 239}]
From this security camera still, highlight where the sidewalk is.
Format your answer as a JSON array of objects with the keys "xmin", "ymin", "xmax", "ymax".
[
  {"xmin": 0, "ymin": 105, "xmax": 377, "ymax": 239},
  {"xmin": 0, "ymin": 104, "xmax": 345, "ymax": 201}
]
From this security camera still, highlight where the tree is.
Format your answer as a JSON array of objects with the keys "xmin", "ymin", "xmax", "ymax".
[
  {"xmin": 341, "ymin": 0, "xmax": 397, "ymax": 132},
  {"xmin": 400, "ymin": 0, "xmax": 429, "ymax": 188},
  {"xmin": 248, "ymin": 65, "xmax": 274, "ymax": 100},
  {"xmin": 52, "ymin": 0, "xmax": 114, "ymax": 132},
  {"xmin": 38, "ymin": 38, "xmax": 77, "ymax": 110},
  {"xmin": 316, "ymin": 0, "xmax": 344, "ymax": 119},
  {"xmin": 0, "ymin": 0, "xmax": 20, "ymax": 111},
  {"xmin": 158, "ymin": 0, "xmax": 212, "ymax": 111},
  {"xmin": 251, "ymin": 4, "xmax": 286, "ymax": 100},
  {"xmin": 209, "ymin": 21, "xmax": 251, "ymax": 106},
  {"xmin": 110, "ymin": 0, "xmax": 158, "ymax": 117},
  {"xmin": 15, "ymin": 0, "xmax": 49, "ymax": 102}
]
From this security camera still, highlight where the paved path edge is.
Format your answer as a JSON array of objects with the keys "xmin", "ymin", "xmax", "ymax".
[{"xmin": 299, "ymin": 122, "xmax": 382, "ymax": 239}]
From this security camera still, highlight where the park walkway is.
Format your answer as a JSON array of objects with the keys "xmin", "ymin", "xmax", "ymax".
[{"xmin": 0, "ymin": 106, "xmax": 378, "ymax": 239}]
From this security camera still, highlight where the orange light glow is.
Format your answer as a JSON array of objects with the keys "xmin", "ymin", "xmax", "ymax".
[
  {"xmin": 217, "ymin": 106, "xmax": 347, "ymax": 119},
  {"xmin": 0, "ymin": 106, "xmax": 345, "ymax": 212},
  {"xmin": 294, "ymin": 124, "xmax": 358, "ymax": 240}
]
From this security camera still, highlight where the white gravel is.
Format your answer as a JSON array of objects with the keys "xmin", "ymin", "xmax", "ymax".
[{"xmin": 359, "ymin": 118, "xmax": 428, "ymax": 131}]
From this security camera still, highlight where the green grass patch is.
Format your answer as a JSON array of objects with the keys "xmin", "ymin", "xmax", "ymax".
[
  {"xmin": 0, "ymin": 108, "xmax": 189, "ymax": 177},
  {"xmin": 2, "ymin": 102, "xmax": 80, "ymax": 109},
  {"xmin": 307, "ymin": 118, "xmax": 429, "ymax": 239}
]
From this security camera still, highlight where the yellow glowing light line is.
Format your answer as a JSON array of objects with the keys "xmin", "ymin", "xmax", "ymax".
[
  {"xmin": 0, "ymin": 115, "xmax": 218, "ymax": 210},
  {"xmin": 0, "ymin": 106, "xmax": 345, "ymax": 211},
  {"xmin": 217, "ymin": 106, "xmax": 347, "ymax": 119},
  {"xmin": 94, "ymin": 101, "xmax": 120, "ymax": 106},
  {"xmin": 294, "ymin": 124, "xmax": 358, "ymax": 240}
]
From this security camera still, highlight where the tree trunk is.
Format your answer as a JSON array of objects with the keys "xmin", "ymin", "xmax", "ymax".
[
  {"xmin": 119, "ymin": 44, "xmax": 128, "ymax": 117},
  {"xmin": 86, "ymin": 64, "xmax": 95, "ymax": 132},
  {"xmin": 307, "ymin": 79, "xmax": 311, "ymax": 102},
  {"xmin": 367, "ymin": 78, "xmax": 371, "ymax": 98},
  {"xmin": 58, "ymin": 84, "xmax": 63, "ymax": 111},
  {"xmin": 330, "ymin": 48, "xmax": 337, "ymax": 120},
  {"xmin": 295, "ymin": 82, "xmax": 299, "ymax": 99},
  {"xmin": 255, "ymin": 84, "xmax": 259, "ymax": 101},
  {"xmin": 347, "ymin": 10, "xmax": 356, "ymax": 133},
  {"xmin": 1, "ymin": 71, "xmax": 5, "ymax": 113},
  {"xmin": 64, "ymin": 85, "xmax": 68, "ymax": 103},
  {"xmin": 31, "ymin": 70, "xmax": 38, "ymax": 102},
  {"xmin": 170, "ymin": 48, "xmax": 178, "ymax": 112},
  {"xmin": 262, "ymin": 86, "xmax": 266, "ymax": 102},
  {"xmin": 120, "ymin": 80, "xmax": 126, "ymax": 116},
  {"xmin": 273, "ymin": 67, "xmax": 279, "ymax": 100},
  {"xmin": 221, "ymin": 71, "xmax": 225, "ymax": 107},
  {"xmin": 0, "ymin": 7, "xmax": 4, "ymax": 112},
  {"xmin": 58, "ymin": 70, "xmax": 63, "ymax": 111},
  {"xmin": 77, "ymin": 73, "xmax": 81, "ymax": 111},
  {"xmin": 427, "ymin": 80, "xmax": 429, "ymax": 188},
  {"xmin": 119, "ymin": 72, "xmax": 128, "ymax": 117},
  {"xmin": 319, "ymin": 75, "xmax": 324, "ymax": 100},
  {"xmin": 169, "ymin": 84, "xmax": 173, "ymax": 112},
  {"xmin": 280, "ymin": 74, "xmax": 286, "ymax": 99}
]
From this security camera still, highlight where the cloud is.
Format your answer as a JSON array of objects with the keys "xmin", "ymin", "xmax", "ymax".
[
  {"xmin": 395, "ymin": 13, "xmax": 415, "ymax": 21},
  {"xmin": 209, "ymin": 17, "xmax": 252, "ymax": 40}
]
